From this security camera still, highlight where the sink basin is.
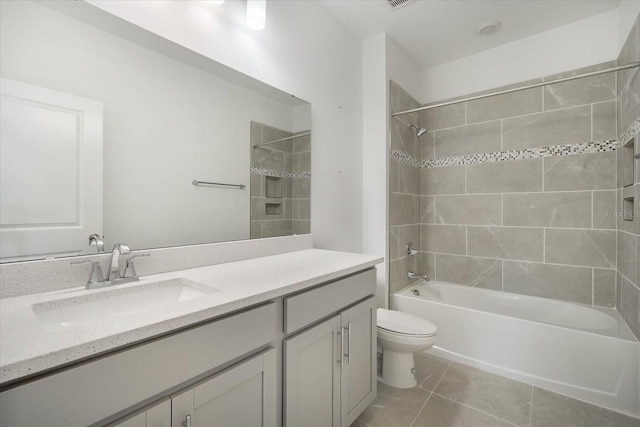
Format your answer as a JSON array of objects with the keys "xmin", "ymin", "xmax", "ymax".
[{"xmin": 32, "ymin": 278, "xmax": 220, "ymax": 331}]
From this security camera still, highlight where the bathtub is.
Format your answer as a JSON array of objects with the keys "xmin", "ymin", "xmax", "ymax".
[{"xmin": 392, "ymin": 282, "xmax": 640, "ymax": 417}]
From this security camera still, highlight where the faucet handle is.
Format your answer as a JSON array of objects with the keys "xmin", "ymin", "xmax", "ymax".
[
  {"xmin": 123, "ymin": 253, "xmax": 150, "ymax": 278},
  {"xmin": 88, "ymin": 234, "xmax": 104, "ymax": 254},
  {"xmin": 71, "ymin": 259, "xmax": 105, "ymax": 284},
  {"xmin": 406, "ymin": 242, "xmax": 419, "ymax": 260}
]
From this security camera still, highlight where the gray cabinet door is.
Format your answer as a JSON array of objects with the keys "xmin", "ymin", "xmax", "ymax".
[
  {"xmin": 111, "ymin": 399, "xmax": 171, "ymax": 427},
  {"xmin": 341, "ymin": 297, "xmax": 377, "ymax": 426},
  {"xmin": 171, "ymin": 348, "xmax": 277, "ymax": 427},
  {"xmin": 284, "ymin": 314, "xmax": 342, "ymax": 427}
]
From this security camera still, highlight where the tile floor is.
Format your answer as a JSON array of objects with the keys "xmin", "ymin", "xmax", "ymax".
[{"xmin": 353, "ymin": 353, "xmax": 640, "ymax": 427}]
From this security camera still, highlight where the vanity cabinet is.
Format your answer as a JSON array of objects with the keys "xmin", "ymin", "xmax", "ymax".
[
  {"xmin": 283, "ymin": 270, "xmax": 377, "ymax": 427},
  {"xmin": 171, "ymin": 348, "xmax": 277, "ymax": 427},
  {"xmin": 0, "ymin": 266, "xmax": 379, "ymax": 427},
  {"xmin": 0, "ymin": 303, "xmax": 277, "ymax": 427},
  {"xmin": 111, "ymin": 349, "xmax": 276, "ymax": 427}
]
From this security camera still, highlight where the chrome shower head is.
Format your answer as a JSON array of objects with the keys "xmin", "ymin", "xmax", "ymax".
[
  {"xmin": 409, "ymin": 123, "xmax": 428, "ymax": 138},
  {"xmin": 394, "ymin": 116, "xmax": 428, "ymax": 138}
]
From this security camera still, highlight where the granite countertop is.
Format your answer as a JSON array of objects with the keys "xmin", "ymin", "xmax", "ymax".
[{"xmin": 0, "ymin": 248, "xmax": 382, "ymax": 385}]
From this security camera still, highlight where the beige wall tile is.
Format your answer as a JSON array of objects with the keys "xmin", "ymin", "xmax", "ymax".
[
  {"xmin": 292, "ymin": 220, "xmax": 310, "ymax": 235},
  {"xmin": 543, "ymin": 62, "xmax": 616, "ymax": 110},
  {"xmin": 503, "ymin": 192, "xmax": 591, "ymax": 228},
  {"xmin": 421, "ymin": 101, "xmax": 465, "ymax": 131},
  {"xmin": 389, "ymin": 159, "xmax": 399, "ymax": 193},
  {"xmin": 466, "ymin": 80, "xmax": 542, "ymax": 124},
  {"xmin": 435, "ymin": 194, "xmax": 501, "ymax": 225},
  {"xmin": 420, "ymin": 252, "xmax": 435, "ymax": 279},
  {"xmin": 421, "ymin": 224, "xmax": 466, "ymax": 255},
  {"xmin": 421, "ymin": 166, "xmax": 465, "ymax": 195},
  {"xmin": 261, "ymin": 220, "xmax": 292, "ymax": 237},
  {"xmin": 434, "ymin": 121, "xmax": 501, "ymax": 159},
  {"xmin": 592, "ymin": 101, "xmax": 617, "ymax": 141},
  {"xmin": 503, "ymin": 106, "xmax": 591, "ymax": 150},
  {"xmin": 592, "ymin": 190, "xmax": 617, "ymax": 229},
  {"xmin": 467, "ymin": 158, "xmax": 542, "ymax": 193},
  {"xmin": 389, "ymin": 226, "xmax": 399, "ymax": 261},
  {"xmin": 292, "ymin": 177, "xmax": 310, "ymax": 198},
  {"xmin": 467, "ymin": 226, "xmax": 544, "ymax": 262},
  {"xmin": 390, "ymin": 192, "xmax": 419, "ymax": 226},
  {"xmin": 545, "ymin": 229, "xmax": 616, "ymax": 269},
  {"xmin": 503, "ymin": 261, "xmax": 592, "ymax": 304},
  {"xmin": 435, "ymin": 254, "xmax": 502, "ymax": 290},
  {"xmin": 420, "ymin": 196, "xmax": 435, "ymax": 224},
  {"xmin": 544, "ymin": 152, "xmax": 616, "ymax": 191},
  {"xmin": 617, "ymin": 230, "xmax": 637, "ymax": 283},
  {"xmin": 594, "ymin": 269, "xmax": 616, "ymax": 308},
  {"xmin": 398, "ymin": 162, "xmax": 420, "ymax": 195},
  {"xmin": 419, "ymin": 132, "xmax": 436, "ymax": 161}
]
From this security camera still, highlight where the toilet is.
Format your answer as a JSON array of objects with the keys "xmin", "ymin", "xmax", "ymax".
[{"xmin": 377, "ymin": 308, "xmax": 437, "ymax": 389}]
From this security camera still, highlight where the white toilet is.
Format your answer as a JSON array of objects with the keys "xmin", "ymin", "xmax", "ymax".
[{"xmin": 377, "ymin": 308, "xmax": 437, "ymax": 389}]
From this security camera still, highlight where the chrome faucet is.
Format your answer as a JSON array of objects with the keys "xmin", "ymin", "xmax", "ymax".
[
  {"xmin": 71, "ymin": 243, "xmax": 149, "ymax": 289},
  {"xmin": 408, "ymin": 271, "xmax": 430, "ymax": 281},
  {"xmin": 106, "ymin": 243, "xmax": 131, "ymax": 281},
  {"xmin": 88, "ymin": 233, "xmax": 105, "ymax": 254}
]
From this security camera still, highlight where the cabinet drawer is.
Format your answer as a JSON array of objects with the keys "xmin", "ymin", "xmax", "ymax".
[
  {"xmin": 284, "ymin": 269, "xmax": 375, "ymax": 335},
  {"xmin": 0, "ymin": 303, "xmax": 276, "ymax": 427}
]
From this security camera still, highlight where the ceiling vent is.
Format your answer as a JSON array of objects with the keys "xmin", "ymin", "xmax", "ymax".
[{"xmin": 387, "ymin": 0, "xmax": 414, "ymax": 9}]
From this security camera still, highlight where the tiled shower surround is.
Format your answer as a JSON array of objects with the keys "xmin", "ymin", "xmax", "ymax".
[
  {"xmin": 616, "ymin": 14, "xmax": 640, "ymax": 340},
  {"xmin": 390, "ymin": 25, "xmax": 640, "ymax": 339},
  {"xmin": 250, "ymin": 121, "xmax": 311, "ymax": 238}
]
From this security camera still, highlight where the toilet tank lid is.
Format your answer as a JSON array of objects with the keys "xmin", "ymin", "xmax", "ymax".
[{"xmin": 377, "ymin": 308, "xmax": 437, "ymax": 336}]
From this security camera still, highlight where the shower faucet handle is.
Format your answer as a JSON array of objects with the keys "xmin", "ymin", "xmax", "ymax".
[{"xmin": 406, "ymin": 242, "xmax": 418, "ymax": 260}]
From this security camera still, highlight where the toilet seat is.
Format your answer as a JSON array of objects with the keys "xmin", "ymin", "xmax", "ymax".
[{"xmin": 377, "ymin": 308, "xmax": 437, "ymax": 337}]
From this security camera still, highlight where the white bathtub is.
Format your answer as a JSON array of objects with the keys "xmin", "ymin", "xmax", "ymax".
[{"xmin": 392, "ymin": 282, "xmax": 640, "ymax": 417}]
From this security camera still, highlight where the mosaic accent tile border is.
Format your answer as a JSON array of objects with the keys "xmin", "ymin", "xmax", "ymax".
[
  {"xmin": 251, "ymin": 167, "xmax": 311, "ymax": 178},
  {"xmin": 391, "ymin": 139, "xmax": 618, "ymax": 169},
  {"xmin": 620, "ymin": 117, "xmax": 640, "ymax": 145}
]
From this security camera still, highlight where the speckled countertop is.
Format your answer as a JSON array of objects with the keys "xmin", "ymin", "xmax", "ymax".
[{"xmin": 0, "ymin": 249, "xmax": 382, "ymax": 385}]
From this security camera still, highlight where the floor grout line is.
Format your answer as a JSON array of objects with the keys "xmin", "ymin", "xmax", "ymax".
[
  {"xmin": 408, "ymin": 390, "xmax": 433, "ymax": 427},
  {"xmin": 408, "ymin": 359, "xmax": 452, "ymax": 427},
  {"xmin": 429, "ymin": 391, "xmax": 523, "ymax": 427}
]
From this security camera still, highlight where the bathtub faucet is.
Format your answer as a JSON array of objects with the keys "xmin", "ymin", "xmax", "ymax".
[{"xmin": 408, "ymin": 271, "xmax": 430, "ymax": 281}]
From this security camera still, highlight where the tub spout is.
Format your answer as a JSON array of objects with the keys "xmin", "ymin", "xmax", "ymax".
[{"xmin": 408, "ymin": 271, "xmax": 430, "ymax": 281}]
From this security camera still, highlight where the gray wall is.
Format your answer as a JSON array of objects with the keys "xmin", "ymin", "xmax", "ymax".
[
  {"xmin": 389, "ymin": 58, "xmax": 623, "ymax": 308},
  {"xmin": 616, "ymin": 13, "xmax": 640, "ymax": 340}
]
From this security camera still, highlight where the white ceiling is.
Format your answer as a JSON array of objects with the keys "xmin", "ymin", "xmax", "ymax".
[{"xmin": 318, "ymin": 0, "xmax": 622, "ymax": 69}]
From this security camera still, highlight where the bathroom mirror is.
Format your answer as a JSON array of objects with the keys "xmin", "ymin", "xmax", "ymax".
[{"xmin": 0, "ymin": 0, "xmax": 311, "ymax": 262}]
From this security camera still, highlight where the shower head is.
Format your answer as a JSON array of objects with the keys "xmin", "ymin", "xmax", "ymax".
[
  {"xmin": 394, "ymin": 116, "xmax": 428, "ymax": 138},
  {"xmin": 412, "ymin": 125, "xmax": 428, "ymax": 137}
]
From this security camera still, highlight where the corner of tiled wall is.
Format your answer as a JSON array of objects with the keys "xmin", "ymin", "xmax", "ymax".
[{"xmin": 389, "ymin": 81, "xmax": 423, "ymax": 296}]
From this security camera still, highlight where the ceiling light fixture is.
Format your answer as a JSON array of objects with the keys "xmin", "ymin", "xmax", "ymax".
[
  {"xmin": 246, "ymin": 0, "xmax": 266, "ymax": 31},
  {"xmin": 475, "ymin": 20, "xmax": 502, "ymax": 36}
]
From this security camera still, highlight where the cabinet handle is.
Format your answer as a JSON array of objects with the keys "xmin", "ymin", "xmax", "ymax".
[
  {"xmin": 347, "ymin": 322, "xmax": 352, "ymax": 363},
  {"xmin": 182, "ymin": 415, "xmax": 192, "ymax": 427},
  {"xmin": 338, "ymin": 328, "xmax": 344, "ymax": 371}
]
